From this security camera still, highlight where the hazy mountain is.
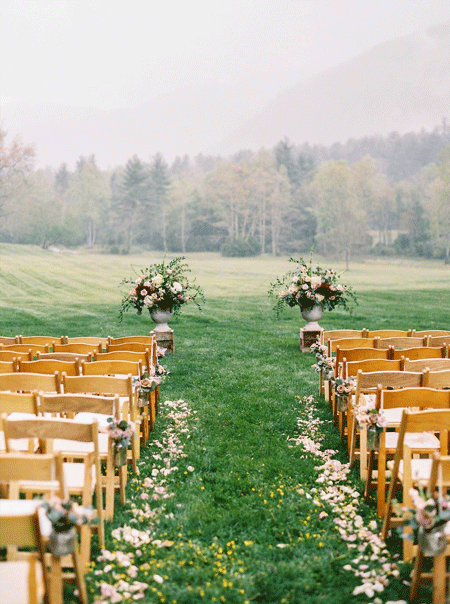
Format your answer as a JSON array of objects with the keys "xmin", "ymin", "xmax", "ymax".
[
  {"xmin": 219, "ymin": 21, "xmax": 450, "ymax": 155},
  {"xmin": 1, "ymin": 21, "xmax": 449, "ymax": 170}
]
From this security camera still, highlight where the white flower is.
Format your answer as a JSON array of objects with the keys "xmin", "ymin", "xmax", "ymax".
[
  {"xmin": 310, "ymin": 275, "xmax": 322, "ymax": 288},
  {"xmin": 143, "ymin": 295, "xmax": 154, "ymax": 308},
  {"xmin": 171, "ymin": 281, "xmax": 183, "ymax": 293},
  {"xmin": 152, "ymin": 274, "xmax": 164, "ymax": 287}
]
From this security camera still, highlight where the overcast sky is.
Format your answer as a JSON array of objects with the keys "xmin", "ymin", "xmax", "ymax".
[{"xmin": 1, "ymin": 0, "xmax": 449, "ymax": 112}]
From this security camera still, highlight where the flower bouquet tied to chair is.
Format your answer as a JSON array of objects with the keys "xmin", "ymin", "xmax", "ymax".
[{"xmin": 119, "ymin": 256, "xmax": 204, "ymax": 331}]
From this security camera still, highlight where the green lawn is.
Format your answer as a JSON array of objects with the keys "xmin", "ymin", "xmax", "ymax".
[{"xmin": 2, "ymin": 244, "xmax": 448, "ymax": 603}]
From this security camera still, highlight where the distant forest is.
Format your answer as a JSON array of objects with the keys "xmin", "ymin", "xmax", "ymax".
[{"xmin": 1, "ymin": 121, "xmax": 449, "ymax": 264}]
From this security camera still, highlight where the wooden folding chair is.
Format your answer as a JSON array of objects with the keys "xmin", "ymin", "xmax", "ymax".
[
  {"xmin": 106, "ymin": 342, "xmax": 156, "ymax": 366},
  {"xmin": 336, "ymin": 359, "xmax": 402, "ymax": 441},
  {"xmin": 38, "ymin": 392, "xmax": 123, "ymax": 519},
  {"xmin": 0, "ymin": 505, "xmax": 51, "ymax": 604},
  {"xmin": 108, "ymin": 335, "xmax": 156, "ymax": 345},
  {"xmin": 328, "ymin": 337, "xmax": 379, "ymax": 356},
  {"xmin": 409, "ymin": 452, "xmax": 450, "ymax": 603},
  {"xmin": 322, "ymin": 329, "xmax": 367, "ymax": 345},
  {"xmin": 391, "ymin": 346, "xmax": 446, "ymax": 361},
  {"xmin": 79, "ymin": 358, "xmax": 153, "ymax": 441},
  {"xmin": 52, "ymin": 343, "xmax": 101, "ymax": 356},
  {"xmin": 18, "ymin": 359, "xmax": 81, "ymax": 377},
  {"xmin": 404, "ymin": 357, "xmax": 450, "ymax": 373},
  {"xmin": 371, "ymin": 388, "xmax": 450, "ymax": 525},
  {"xmin": 0, "ymin": 391, "xmax": 40, "ymax": 453},
  {"xmin": 335, "ymin": 346, "xmax": 390, "ymax": 377},
  {"xmin": 382, "ymin": 408, "xmax": 450, "ymax": 555},
  {"xmin": 3, "ymin": 415, "xmax": 105, "ymax": 565},
  {"xmin": 17, "ymin": 336, "xmax": 59, "ymax": 348},
  {"xmin": 62, "ymin": 337, "xmax": 110, "ymax": 351},
  {"xmin": 0, "ymin": 336, "xmax": 20, "ymax": 345},
  {"xmin": 61, "ymin": 374, "xmax": 139, "ymax": 473},
  {"xmin": 0, "ymin": 344, "xmax": 50, "ymax": 359},
  {"xmin": 0, "ymin": 372, "xmax": 62, "ymax": 394},
  {"xmin": 81, "ymin": 359, "xmax": 142, "ymax": 377},
  {"xmin": 0, "ymin": 359, "xmax": 19, "ymax": 373},
  {"xmin": 325, "ymin": 338, "xmax": 380, "ymax": 405},
  {"xmin": 37, "ymin": 351, "xmax": 93, "ymax": 364},
  {"xmin": 349, "ymin": 369, "xmax": 422, "ymax": 476},
  {"xmin": 0, "ymin": 451, "xmax": 67, "ymax": 500},
  {"xmin": 0, "ymin": 350, "xmax": 26, "ymax": 363},
  {"xmin": 422, "ymin": 368, "xmax": 450, "ymax": 389},
  {"xmin": 94, "ymin": 349, "xmax": 150, "ymax": 371},
  {"xmin": 376, "ymin": 336, "xmax": 428, "ymax": 350},
  {"xmin": 343, "ymin": 358, "xmax": 402, "ymax": 380},
  {"xmin": 365, "ymin": 329, "xmax": 412, "ymax": 338},
  {"xmin": 427, "ymin": 335, "xmax": 450, "ymax": 349},
  {"xmin": 412, "ymin": 330, "xmax": 450, "ymax": 338}
]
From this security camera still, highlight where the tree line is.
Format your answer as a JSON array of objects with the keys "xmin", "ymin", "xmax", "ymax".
[{"xmin": 0, "ymin": 123, "xmax": 449, "ymax": 264}]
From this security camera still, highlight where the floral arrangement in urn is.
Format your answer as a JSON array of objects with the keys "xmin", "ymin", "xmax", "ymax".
[
  {"xmin": 119, "ymin": 256, "xmax": 204, "ymax": 320},
  {"xmin": 268, "ymin": 252, "xmax": 356, "ymax": 317}
]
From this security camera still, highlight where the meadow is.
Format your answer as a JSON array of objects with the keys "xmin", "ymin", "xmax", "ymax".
[{"xmin": 2, "ymin": 244, "xmax": 450, "ymax": 603}]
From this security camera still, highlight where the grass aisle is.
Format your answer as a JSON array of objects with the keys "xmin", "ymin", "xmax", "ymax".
[{"xmin": 85, "ymin": 298, "xmax": 417, "ymax": 604}]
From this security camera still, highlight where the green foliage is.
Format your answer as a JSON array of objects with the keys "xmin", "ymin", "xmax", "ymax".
[
  {"xmin": 220, "ymin": 237, "xmax": 260, "ymax": 257},
  {"xmin": 119, "ymin": 255, "xmax": 204, "ymax": 319},
  {"xmin": 269, "ymin": 253, "xmax": 357, "ymax": 315}
]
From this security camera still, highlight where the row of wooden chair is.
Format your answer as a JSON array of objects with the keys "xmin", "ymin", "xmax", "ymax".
[
  {"xmin": 0, "ymin": 333, "xmax": 166, "ymax": 604},
  {"xmin": 322, "ymin": 328, "xmax": 450, "ymax": 344},
  {"xmin": 317, "ymin": 327, "xmax": 450, "ymax": 600}
]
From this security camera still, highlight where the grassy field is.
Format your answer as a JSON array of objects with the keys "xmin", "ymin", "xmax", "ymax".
[{"xmin": 1, "ymin": 244, "xmax": 449, "ymax": 603}]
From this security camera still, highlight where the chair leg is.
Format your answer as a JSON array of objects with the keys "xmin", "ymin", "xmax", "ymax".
[
  {"xmin": 410, "ymin": 549, "xmax": 424, "ymax": 602},
  {"xmin": 364, "ymin": 450, "xmax": 375, "ymax": 503},
  {"xmin": 71, "ymin": 544, "xmax": 88, "ymax": 604},
  {"xmin": 49, "ymin": 555, "xmax": 63, "ymax": 604},
  {"xmin": 433, "ymin": 552, "xmax": 447, "ymax": 604},
  {"xmin": 119, "ymin": 464, "xmax": 127, "ymax": 505}
]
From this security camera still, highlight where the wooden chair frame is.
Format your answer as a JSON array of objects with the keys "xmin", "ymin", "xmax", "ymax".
[
  {"xmin": 3, "ymin": 415, "xmax": 105, "ymax": 565},
  {"xmin": 61, "ymin": 373, "xmax": 139, "ymax": 473},
  {"xmin": 38, "ymin": 392, "xmax": 122, "ymax": 520},
  {"xmin": 382, "ymin": 407, "xmax": 450, "ymax": 545}
]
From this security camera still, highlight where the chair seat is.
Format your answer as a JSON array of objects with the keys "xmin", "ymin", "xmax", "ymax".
[
  {"xmin": 383, "ymin": 407, "xmax": 406, "ymax": 425},
  {"xmin": 387, "ymin": 457, "xmax": 434, "ymax": 483},
  {"xmin": 74, "ymin": 412, "xmax": 112, "ymax": 428},
  {"xmin": 0, "ymin": 560, "xmax": 45, "ymax": 604},
  {"xmin": 63, "ymin": 462, "xmax": 96, "ymax": 491},
  {"xmin": 384, "ymin": 431, "xmax": 440, "ymax": 450}
]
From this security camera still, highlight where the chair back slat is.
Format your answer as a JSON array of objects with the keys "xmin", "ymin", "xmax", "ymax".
[
  {"xmin": 0, "ymin": 372, "xmax": 61, "ymax": 393},
  {"xmin": 365, "ymin": 330, "xmax": 411, "ymax": 338},
  {"xmin": 391, "ymin": 345, "xmax": 445, "ymax": 360},
  {"xmin": 81, "ymin": 359, "xmax": 142, "ymax": 377},
  {"xmin": 18, "ymin": 359, "xmax": 81, "ymax": 376},
  {"xmin": 403, "ymin": 357, "xmax": 450, "ymax": 372},
  {"xmin": 344, "ymin": 358, "xmax": 402, "ymax": 379},
  {"xmin": 53, "ymin": 343, "xmax": 101, "ymax": 354},
  {"xmin": 328, "ymin": 337, "xmax": 379, "ymax": 356},
  {"xmin": 422, "ymin": 369, "xmax": 450, "ymax": 389},
  {"xmin": 39, "ymin": 392, "xmax": 119, "ymax": 418},
  {"xmin": 376, "ymin": 336, "xmax": 427, "ymax": 349}
]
